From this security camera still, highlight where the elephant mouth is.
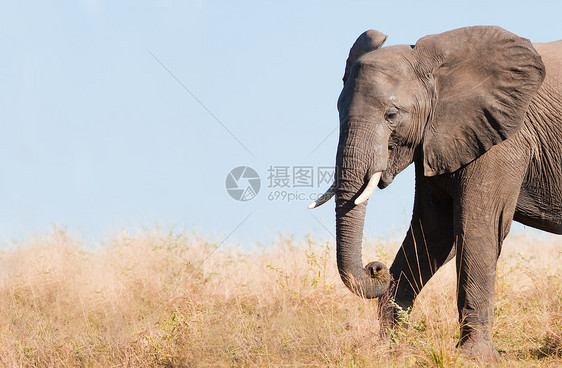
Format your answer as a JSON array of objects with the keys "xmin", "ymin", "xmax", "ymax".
[
  {"xmin": 379, "ymin": 144, "xmax": 413, "ymax": 188},
  {"xmin": 379, "ymin": 171, "xmax": 394, "ymax": 189},
  {"xmin": 378, "ymin": 149, "xmax": 395, "ymax": 189}
]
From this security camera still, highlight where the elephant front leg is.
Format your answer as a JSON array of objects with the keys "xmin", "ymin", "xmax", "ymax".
[
  {"xmin": 379, "ymin": 174, "xmax": 455, "ymax": 336},
  {"xmin": 378, "ymin": 218, "xmax": 455, "ymax": 336},
  {"xmin": 453, "ymin": 154, "xmax": 525, "ymax": 361},
  {"xmin": 455, "ymin": 225, "xmax": 503, "ymax": 361}
]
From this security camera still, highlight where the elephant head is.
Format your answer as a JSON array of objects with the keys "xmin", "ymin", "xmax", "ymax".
[{"xmin": 311, "ymin": 26, "xmax": 545, "ymax": 299}]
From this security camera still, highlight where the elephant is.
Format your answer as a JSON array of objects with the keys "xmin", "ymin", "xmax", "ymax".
[{"xmin": 310, "ymin": 26, "xmax": 561, "ymax": 360}]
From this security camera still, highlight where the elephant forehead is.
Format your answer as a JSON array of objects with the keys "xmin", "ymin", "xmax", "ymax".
[
  {"xmin": 358, "ymin": 44, "xmax": 415, "ymax": 72},
  {"xmin": 352, "ymin": 67, "xmax": 421, "ymax": 106}
]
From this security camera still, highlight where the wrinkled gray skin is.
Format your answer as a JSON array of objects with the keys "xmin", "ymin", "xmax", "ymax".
[{"xmin": 328, "ymin": 26, "xmax": 561, "ymax": 361}]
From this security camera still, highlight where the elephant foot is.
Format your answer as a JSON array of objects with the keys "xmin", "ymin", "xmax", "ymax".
[
  {"xmin": 378, "ymin": 292, "xmax": 413, "ymax": 341},
  {"xmin": 458, "ymin": 331, "xmax": 500, "ymax": 361},
  {"xmin": 378, "ymin": 300, "xmax": 394, "ymax": 340}
]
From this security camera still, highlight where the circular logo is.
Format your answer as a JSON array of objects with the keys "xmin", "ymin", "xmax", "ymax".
[{"xmin": 225, "ymin": 166, "xmax": 261, "ymax": 201}]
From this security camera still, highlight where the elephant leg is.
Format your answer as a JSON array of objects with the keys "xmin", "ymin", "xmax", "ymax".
[
  {"xmin": 379, "ymin": 172, "xmax": 455, "ymax": 333},
  {"xmin": 454, "ymin": 231, "xmax": 502, "ymax": 360},
  {"xmin": 453, "ymin": 149, "xmax": 527, "ymax": 360}
]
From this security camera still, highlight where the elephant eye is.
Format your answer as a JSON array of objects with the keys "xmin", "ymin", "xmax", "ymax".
[{"xmin": 385, "ymin": 107, "xmax": 399, "ymax": 121}]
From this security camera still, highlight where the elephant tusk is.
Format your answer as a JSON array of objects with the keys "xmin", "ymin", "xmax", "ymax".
[
  {"xmin": 354, "ymin": 172, "xmax": 382, "ymax": 205},
  {"xmin": 308, "ymin": 182, "xmax": 337, "ymax": 209}
]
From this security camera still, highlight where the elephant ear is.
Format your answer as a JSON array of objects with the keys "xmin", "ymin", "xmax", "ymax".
[
  {"xmin": 343, "ymin": 30, "xmax": 387, "ymax": 83},
  {"xmin": 415, "ymin": 26, "xmax": 545, "ymax": 176}
]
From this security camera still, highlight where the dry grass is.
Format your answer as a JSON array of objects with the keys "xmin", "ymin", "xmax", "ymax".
[{"xmin": 0, "ymin": 228, "xmax": 560, "ymax": 367}]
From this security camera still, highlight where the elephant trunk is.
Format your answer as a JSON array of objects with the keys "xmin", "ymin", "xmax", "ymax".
[
  {"xmin": 334, "ymin": 125, "xmax": 392, "ymax": 299},
  {"xmin": 335, "ymin": 188, "xmax": 391, "ymax": 299}
]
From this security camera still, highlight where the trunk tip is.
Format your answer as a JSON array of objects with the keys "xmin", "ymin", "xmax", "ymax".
[
  {"xmin": 365, "ymin": 261, "xmax": 391, "ymax": 294},
  {"xmin": 365, "ymin": 261, "xmax": 390, "ymax": 279}
]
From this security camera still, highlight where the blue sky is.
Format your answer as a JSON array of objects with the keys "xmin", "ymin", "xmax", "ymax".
[{"xmin": 1, "ymin": 1, "xmax": 560, "ymax": 246}]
